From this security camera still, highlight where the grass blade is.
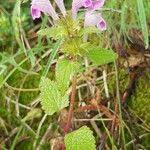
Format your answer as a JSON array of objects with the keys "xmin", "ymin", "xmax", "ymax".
[
  {"xmin": 137, "ymin": 0, "xmax": 149, "ymax": 49},
  {"xmin": 42, "ymin": 38, "xmax": 64, "ymax": 77}
]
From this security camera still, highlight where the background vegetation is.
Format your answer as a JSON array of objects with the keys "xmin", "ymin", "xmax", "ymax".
[{"xmin": 0, "ymin": 0, "xmax": 149, "ymax": 149}]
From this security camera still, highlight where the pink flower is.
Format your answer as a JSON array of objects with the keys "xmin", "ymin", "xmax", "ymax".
[
  {"xmin": 31, "ymin": 0, "xmax": 66, "ymax": 20},
  {"xmin": 83, "ymin": 0, "xmax": 105, "ymax": 10},
  {"xmin": 84, "ymin": 11, "xmax": 106, "ymax": 31},
  {"xmin": 82, "ymin": 0, "xmax": 93, "ymax": 8},
  {"xmin": 31, "ymin": 7, "xmax": 41, "ymax": 20},
  {"xmin": 55, "ymin": 0, "xmax": 66, "ymax": 17},
  {"xmin": 97, "ymin": 17, "xmax": 107, "ymax": 31},
  {"xmin": 72, "ymin": 0, "xmax": 106, "ymax": 31},
  {"xmin": 72, "ymin": 0, "xmax": 84, "ymax": 19},
  {"xmin": 31, "ymin": 0, "xmax": 106, "ymax": 31},
  {"xmin": 31, "ymin": 0, "xmax": 58, "ymax": 20},
  {"xmin": 72, "ymin": 0, "xmax": 105, "ymax": 19}
]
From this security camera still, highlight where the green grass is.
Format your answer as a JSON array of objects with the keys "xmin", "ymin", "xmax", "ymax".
[{"xmin": 0, "ymin": 0, "xmax": 149, "ymax": 149}]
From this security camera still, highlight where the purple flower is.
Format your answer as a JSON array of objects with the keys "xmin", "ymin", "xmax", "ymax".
[
  {"xmin": 31, "ymin": 0, "xmax": 106, "ymax": 31},
  {"xmin": 72, "ymin": 0, "xmax": 105, "ymax": 19},
  {"xmin": 84, "ymin": 11, "xmax": 106, "ymax": 31},
  {"xmin": 83, "ymin": 0, "xmax": 105, "ymax": 10},
  {"xmin": 72, "ymin": 0, "xmax": 84, "ymax": 19},
  {"xmin": 31, "ymin": 0, "xmax": 58, "ymax": 20},
  {"xmin": 82, "ymin": 0, "xmax": 93, "ymax": 8},
  {"xmin": 97, "ymin": 17, "xmax": 106, "ymax": 31},
  {"xmin": 55, "ymin": 0, "xmax": 66, "ymax": 17},
  {"xmin": 31, "ymin": 8, "xmax": 41, "ymax": 20},
  {"xmin": 72, "ymin": 0, "xmax": 106, "ymax": 31}
]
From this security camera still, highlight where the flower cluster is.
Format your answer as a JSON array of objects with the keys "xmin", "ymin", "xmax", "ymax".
[{"xmin": 31, "ymin": 0, "xmax": 106, "ymax": 31}]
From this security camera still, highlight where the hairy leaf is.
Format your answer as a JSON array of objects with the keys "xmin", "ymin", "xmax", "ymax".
[
  {"xmin": 78, "ymin": 26, "xmax": 101, "ymax": 36},
  {"xmin": 39, "ymin": 77, "xmax": 69, "ymax": 115},
  {"xmin": 86, "ymin": 47, "xmax": 117, "ymax": 65},
  {"xmin": 56, "ymin": 58, "xmax": 79, "ymax": 95},
  {"xmin": 38, "ymin": 27, "xmax": 67, "ymax": 40},
  {"xmin": 64, "ymin": 126, "xmax": 96, "ymax": 150}
]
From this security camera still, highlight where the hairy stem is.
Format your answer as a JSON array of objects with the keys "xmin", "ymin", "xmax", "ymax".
[{"xmin": 64, "ymin": 76, "xmax": 77, "ymax": 133}]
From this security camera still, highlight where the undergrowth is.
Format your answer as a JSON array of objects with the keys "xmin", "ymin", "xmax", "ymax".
[{"xmin": 0, "ymin": 0, "xmax": 149, "ymax": 149}]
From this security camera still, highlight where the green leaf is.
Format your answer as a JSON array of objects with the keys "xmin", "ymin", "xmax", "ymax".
[
  {"xmin": 137, "ymin": 0, "xmax": 149, "ymax": 49},
  {"xmin": 61, "ymin": 38, "xmax": 82, "ymax": 55},
  {"xmin": 38, "ymin": 27, "xmax": 66, "ymax": 40},
  {"xmin": 39, "ymin": 77, "xmax": 69, "ymax": 115},
  {"xmin": 56, "ymin": 58, "xmax": 80, "ymax": 95},
  {"xmin": 78, "ymin": 26, "xmax": 101, "ymax": 36},
  {"xmin": 86, "ymin": 47, "xmax": 117, "ymax": 65},
  {"xmin": 64, "ymin": 126, "xmax": 96, "ymax": 150}
]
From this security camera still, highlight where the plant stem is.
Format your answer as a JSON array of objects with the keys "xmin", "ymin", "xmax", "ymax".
[{"xmin": 64, "ymin": 76, "xmax": 77, "ymax": 133}]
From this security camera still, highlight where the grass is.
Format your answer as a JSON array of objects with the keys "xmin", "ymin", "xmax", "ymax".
[{"xmin": 0, "ymin": 0, "xmax": 150, "ymax": 149}]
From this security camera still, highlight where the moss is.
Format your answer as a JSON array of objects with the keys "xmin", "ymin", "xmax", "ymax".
[
  {"xmin": 7, "ymin": 57, "xmax": 55, "ymax": 106},
  {"xmin": 6, "ymin": 59, "xmax": 39, "ymax": 105},
  {"xmin": 107, "ymin": 68, "xmax": 150, "ymax": 148},
  {"xmin": 0, "ymin": 13, "xmax": 13, "ymax": 50},
  {"xmin": 130, "ymin": 70, "xmax": 150, "ymax": 126},
  {"xmin": 7, "ymin": 72, "xmax": 40, "ymax": 105},
  {"xmin": 106, "ymin": 67, "xmax": 150, "ymax": 126},
  {"xmin": 107, "ymin": 67, "xmax": 129, "ymax": 96},
  {"xmin": 19, "ymin": 74, "xmax": 40, "ymax": 105}
]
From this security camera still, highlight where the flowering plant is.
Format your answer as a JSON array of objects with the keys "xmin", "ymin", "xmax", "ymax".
[
  {"xmin": 30, "ymin": 0, "xmax": 110, "ymax": 57},
  {"xmin": 30, "ymin": 0, "xmax": 117, "ymax": 149},
  {"xmin": 31, "ymin": 0, "xmax": 106, "ymax": 31}
]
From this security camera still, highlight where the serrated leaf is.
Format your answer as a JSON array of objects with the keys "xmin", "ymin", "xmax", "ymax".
[
  {"xmin": 64, "ymin": 126, "xmax": 96, "ymax": 150},
  {"xmin": 38, "ymin": 27, "xmax": 66, "ymax": 40},
  {"xmin": 39, "ymin": 77, "xmax": 69, "ymax": 115},
  {"xmin": 57, "ymin": 15, "xmax": 80, "ymax": 34},
  {"xmin": 86, "ymin": 47, "xmax": 117, "ymax": 65},
  {"xmin": 78, "ymin": 26, "xmax": 101, "ymax": 36},
  {"xmin": 56, "ymin": 58, "xmax": 79, "ymax": 95},
  {"xmin": 61, "ymin": 37, "xmax": 82, "ymax": 55}
]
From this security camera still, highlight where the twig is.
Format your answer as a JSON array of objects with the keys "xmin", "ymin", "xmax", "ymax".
[
  {"xmin": 74, "ymin": 104, "xmax": 117, "ymax": 121},
  {"xmin": 5, "ymin": 82, "xmax": 39, "ymax": 92},
  {"xmin": 125, "ymin": 133, "xmax": 150, "ymax": 147},
  {"xmin": 5, "ymin": 96, "xmax": 31, "ymax": 110},
  {"xmin": 90, "ymin": 114, "xmax": 102, "ymax": 137},
  {"xmin": 64, "ymin": 76, "xmax": 77, "ymax": 133},
  {"xmin": 103, "ymin": 69, "xmax": 110, "ymax": 98},
  {"xmin": 98, "ymin": 121, "xmax": 112, "ymax": 149},
  {"xmin": 110, "ymin": 99, "xmax": 118, "ymax": 140}
]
